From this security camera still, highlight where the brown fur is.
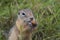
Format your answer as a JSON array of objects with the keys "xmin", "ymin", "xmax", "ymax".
[
  {"xmin": 8, "ymin": 26, "xmax": 19, "ymax": 40},
  {"xmin": 8, "ymin": 19, "xmax": 32, "ymax": 40}
]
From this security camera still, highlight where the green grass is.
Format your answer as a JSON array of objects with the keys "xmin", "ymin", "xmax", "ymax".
[{"xmin": 0, "ymin": 0, "xmax": 60, "ymax": 40}]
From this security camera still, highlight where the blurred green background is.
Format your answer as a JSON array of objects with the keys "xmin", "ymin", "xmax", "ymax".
[{"xmin": 0, "ymin": 0, "xmax": 60, "ymax": 40}]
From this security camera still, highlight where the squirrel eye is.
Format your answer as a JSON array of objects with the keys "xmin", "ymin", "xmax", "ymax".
[{"xmin": 22, "ymin": 13, "xmax": 25, "ymax": 15}]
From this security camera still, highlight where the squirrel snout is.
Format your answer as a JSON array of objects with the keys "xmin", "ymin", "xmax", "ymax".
[
  {"xmin": 30, "ymin": 18, "xmax": 37, "ymax": 27},
  {"xmin": 30, "ymin": 18, "xmax": 33, "ymax": 21},
  {"xmin": 26, "ymin": 17, "xmax": 37, "ymax": 27}
]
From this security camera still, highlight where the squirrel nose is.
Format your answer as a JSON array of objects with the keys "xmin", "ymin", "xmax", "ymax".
[{"xmin": 30, "ymin": 18, "xmax": 33, "ymax": 21}]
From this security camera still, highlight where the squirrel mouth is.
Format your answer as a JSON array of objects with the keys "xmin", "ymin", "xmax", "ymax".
[
  {"xmin": 24, "ymin": 20, "xmax": 37, "ymax": 29},
  {"xmin": 28, "ymin": 21, "xmax": 37, "ymax": 28},
  {"xmin": 32, "ymin": 23, "xmax": 37, "ymax": 27},
  {"xmin": 28, "ymin": 23, "xmax": 37, "ymax": 28}
]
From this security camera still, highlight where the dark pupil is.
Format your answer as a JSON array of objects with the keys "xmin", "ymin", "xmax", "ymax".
[{"xmin": 22, "ymin": 13, "xmax": 25, "ymax": 15}]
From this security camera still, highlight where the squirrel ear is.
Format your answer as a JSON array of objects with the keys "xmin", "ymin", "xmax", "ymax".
[{"xmin": 18, "ymin": 12, "xmax": 20, "ymax": 15}]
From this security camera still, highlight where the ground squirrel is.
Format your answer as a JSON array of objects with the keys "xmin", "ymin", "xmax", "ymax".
[{"xmin": 8, "ymin": 9, "xmax": 37, "ymax": 40}]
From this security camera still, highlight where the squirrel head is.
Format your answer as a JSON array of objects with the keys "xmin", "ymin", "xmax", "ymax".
[{"xmin": 16, "ymin": 9, "xmax": 37, "ymax": 32}]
